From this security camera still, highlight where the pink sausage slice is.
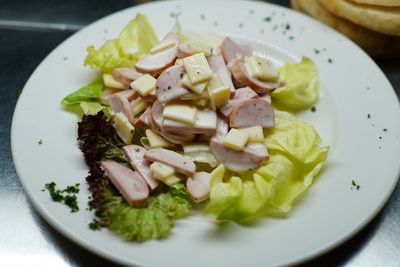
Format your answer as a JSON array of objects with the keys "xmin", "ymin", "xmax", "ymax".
[
  {"xmin": 135, "ymin": 33, "xmax": 179, "ymax": 75},
  {"xmin": 100, "ymin": 161, "xmax": 149, "ymax": 207},
  {"xmin": 207, "ymin": 55, "xmax": 235, "ymax": 91},
  {"xmin": 123, "ymin": 145, "xmax": 160, "ymax": 192},
  {"xmin": 142, "ymin": 90, "xmax": 157, "ymax": 103},
  {"xmin": 155, "ymin": 65, "xmax": 190, "ymax": 103},
  {"xmin": 112, "ymin": 67, "xmax": 143, "ymax": 86},
  {"xmin": 230, "ymin": 60, "xmax": 281, "ymax": 95},
  {"xmin": 218, "ymin": 87, "xmax": 258, "ymax": 117},
  {"xmin": 144, "ymin": 148, "xmax": 196, "ymax": 177},
  {"xmin": 177, "ymin": 43, "xmax": 193, "ymax": 59},
  {"xmin": 136, "ymin": 106, "xmax": 152, "ymax": 128},
  {"xmin": 221, "ymin": 37, "xmax": 251, "ymax": 66},
  {"xmin": 100, "ymin": 89, "xmax": 137, "ymax": 105},
  {"xmin": 108, "ymin": 94, "xmax": 134, "ymax": 124},
  {"xmin": 186, "ymin": 172, "xmax": 211, "ymax": 203},
  {"xmin": 210, "ymin": 139, "xmax": 268, "ymax": 172},
  {"xmin": 229, "ymin": 98, "xmax": 274, "ymax": 128}
]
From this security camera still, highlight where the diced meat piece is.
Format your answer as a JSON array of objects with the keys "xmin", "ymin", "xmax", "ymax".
[
  {"xmin": 218, "ymin": 87, "xmax": 258, "ymax": 117},
  {"xmin": 230, "ymin": 60, "xmax": 281, "ymax": 94},
  {"xmin": 136, "ymin": 106, "xmax": 152, "ymax": 128},
  {"xmin": 229, "ymin": 98, "xmax": 274, "ymax": 128},
  {"xmin": 150, "ymin": 100, "xmax": 164, "ymax": 133},
  {"xmin": 155, "ymin": 65, "xmax": 190, "ymax": 103},
  {"xmin": 160, "ymin": 128, "xmax": 196, "ymax": 144},
  {"xmin": 210, "ymin": 139, "xmax": 268, "ymax": 172},
  {"xmin": 261, "ymin": 94, "xmax": 272, "ymax": 104},
  {"xmin": 142, "ymin": 90, "xmax": 157, "ymax": 103},
  {"xmin": 135, "ymin": 32, "xmax": 180, "ymax": 75},
  {"xmin": 162, "ymin": 119, "xmax": 215, "ymax": 136},
  {"xmin": 177, "ymin": 43, "xmax": 193, "ymax": 59},
  {"xmin": 123, "ymin": 145, "xmax": 160, "ymax": 191},
  {"xmin": 221, "ymin": 37, "xmax": 252, "ymax": 66},
  {"xmin": 144, "ymin": 148, "xmax": 196, "ymax": 177},
  {"xmin": 207, "ymin": 55, "xmax": 235, "ymax": 91},
  {"xmin": 108, "ymin": 94, "xmax": 134, "ymax": 124},
  {"xmin": 186, "ymin": 172, "xmax": 211, "ymax": 203},
  {"xmin": 215, "ymin": 115, "xmax": 229, "ymax": 140},
  {"xmin": 100, "ymin": 161, "xmax": 149, "ymax": 207},
  {"xmin": 112, "ymin": 67, "xmax": 143, "ymax": 86},
  {"xmin": 100, "ymin": 89, "xmax": 137, "ymax": 105}
]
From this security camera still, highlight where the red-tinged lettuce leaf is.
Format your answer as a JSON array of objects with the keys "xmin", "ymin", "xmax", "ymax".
[{"xmin": 79, "ymin": 112, "xmax": 191, "ymax": 241}]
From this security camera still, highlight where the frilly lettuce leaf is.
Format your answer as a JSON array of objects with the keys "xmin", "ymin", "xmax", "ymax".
[
  {"xmin": 84, "ymin": 13, "xmax": 159, "ymax": 73},
  {"xmin": 206, "ymin": 111, "xmax": 329, "ymax": 223},
  {"xmin": 271, "ymin": 57, "xmax": 319, "ymax": 111}
]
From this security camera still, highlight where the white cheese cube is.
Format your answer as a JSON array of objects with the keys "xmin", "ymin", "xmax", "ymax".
[
  {"xmin": 150, "ymin": 40, "xmax": 176, "ymax": 54},
  {"xmin": 239, "ymin": 126, "xmax": 264, "ymax": 143},
  {"xmin": 103, "ymin": 74, "xmax": 127, "ymax": 89},
  {"xmin": 163, "ymin": 175, "xmax": 181, "ymax": 186},
  {"xmin": 183, "ymin": 53, "xmax": 213, "ymax": 84},
  {"xmin": 182, "ymin": 74, "xmax": 208, "ymax": 94},
  {"xmin": 208, "ymin": 86, "xmax": 230, "ymax": 109},
  {"xmin": 130, "ymin": 97, "xmax": 149, "ymax": 116},
  {"xmin": 195, "ymin": 109, "xmax": 217, "ymax": 130},
  {"xmin": 150, "ymin": 162, "xmax": 175, "ymax": 180},
  {"xmin": 113, "ymin": 112, "xmax": 134, "ymax": 144},
  {"xmin": 244, "ymin": 56, "xmax": 279, "ymax": 82},
  {"xmin": 223, "ymin": 128, "xmax": 249, "ymax": 151},
  {"xmin": 207, "ymin": 74, "xmax": 224, "ymax": 90},
  {"xmin": 194, "ymin": 98, "xmax": 208, "ymax": 107},
  {"xmin": 145, "ymin": 129, "xmax": 174, "ymax": 148},
  {"xmin": 130, "ymin": 74, "xmax": 156, "ymax": 96},
  {"xmin": 163, "ymin": 103, "xmax": 197, "ymax": 125},
  {"xmin": 183, "ymin": 143, "xmax": 210, "ymax": 153}
]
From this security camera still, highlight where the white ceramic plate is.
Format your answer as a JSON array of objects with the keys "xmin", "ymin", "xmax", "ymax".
[{"xmin": 11, "ymin": 1, "xmax": 400, "ymax": 266}]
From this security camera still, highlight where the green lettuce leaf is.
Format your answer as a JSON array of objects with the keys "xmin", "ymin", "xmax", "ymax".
[
  {"xmin": 84, "ymin": 13, "xmax": 159, "ymax": 73},
  {"xmin": 206, "ymin": 110, "xmax": 329, "ymax": 223},
  {"xmin": 271, "ymin": 57, "xmax": 319, "ymax": 111},
  {"xmin": 62, "ymin": 80, "xmax": 104, "ymax": 105}
]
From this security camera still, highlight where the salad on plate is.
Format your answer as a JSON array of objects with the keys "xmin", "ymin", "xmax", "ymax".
[{"xmin": 61, "ymin": 13, "xmax": 329, "ymax": 241}]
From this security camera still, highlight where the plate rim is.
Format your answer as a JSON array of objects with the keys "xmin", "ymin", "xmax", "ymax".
[{"xmin": 10, "ymin": 1, "xmax": 400, "ymax": 266}]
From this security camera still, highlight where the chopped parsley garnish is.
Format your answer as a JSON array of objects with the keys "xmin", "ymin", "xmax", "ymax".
[
  {"xmin": 38, "ymin": 139, "xmax": 43, "ymax": 145},
  {"xmin": 311, "ymin": 106, "xmax": 316, "ymax": 112},
  {"xmin": 383, "ymin": 128, "xmax": 388, "ymax": 132},
  {"xmin": 367, "ymin": 114, "xmax": 371, "ymax": 119},
  {"xmin": 351, "ymin": 180, "xmax": 361, "ymax": 190},
  {"xmin": 285, "ymin": 23, "xmax": 291, "ymax": 30},
  {"xmin": 89, "ymin": 219, "xmax": 102, "ymax": 230},
  {"xmin": 44, "ymin": 182, "xmax": 80, "ymax": 212},
  {"xmin": 289, "ymin": 36, "xmax": 294, "ymax": 40},
  {"xmin": 314, "ymin": 49, "xmax": 320, "ymax": 54},
  {"xmin": 264, "ymin": 16, "xmax": 272, "ymax": 22},
  {"xmin": 328, "ymin": 58, "xmax": 333, "ymax": 63}
]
